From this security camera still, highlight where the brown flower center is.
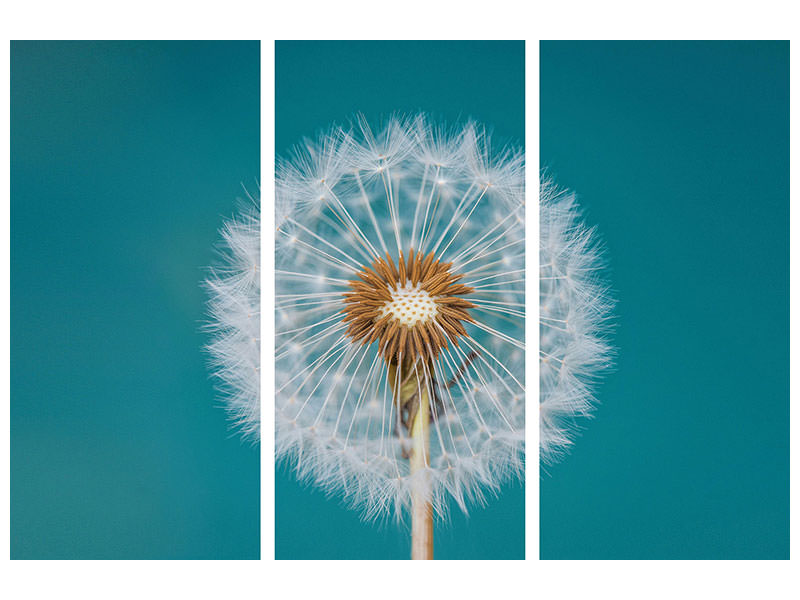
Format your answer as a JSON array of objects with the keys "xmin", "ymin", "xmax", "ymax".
[{"xmin": 341, "ymin": 248, "xmax": 475, "ymax": 364}]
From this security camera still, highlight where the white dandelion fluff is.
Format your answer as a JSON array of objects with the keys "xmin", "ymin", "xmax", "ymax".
[
  {"xmin": 205, "ymin": 199, "xmax": 261, "ymax": 440},
  {"xmin": 539, "ymin": 179, "xmax": 613, "ymax": 464},
  {"xmin": 275, "ymin": 114, "xmax": 524, "ymax": 558}
]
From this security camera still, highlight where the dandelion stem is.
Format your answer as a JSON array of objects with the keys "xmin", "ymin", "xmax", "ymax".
[
  {"xmin": 410, "ymin": 387, "xmax": 433, "ymax": 559},
  {"xmin": 390, "ymin": 360, "xmax": 434, "ymax": 559},
  {"xmin": 410, "ymin": 376, "xmax": 433, "ymax": 559}
]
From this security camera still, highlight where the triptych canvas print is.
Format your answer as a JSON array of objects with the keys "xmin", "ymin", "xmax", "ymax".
[{"xmin": 9, "ymin": 39, "xmax": 789, "ymax": 561}]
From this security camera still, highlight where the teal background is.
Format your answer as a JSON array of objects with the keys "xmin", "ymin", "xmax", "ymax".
[
  {"xmin": 11, "ymin": 41, "xmax": 260, "ymax": 559},
  {"xmin": 540, "ymin": 41, "xmax": 789, "ymax": 559},
  {"xmin": 275, "ymin": 40, "xmax": 525, "ymax": 559}
]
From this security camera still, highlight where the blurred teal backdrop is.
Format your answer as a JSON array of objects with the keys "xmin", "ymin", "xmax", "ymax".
[
  {"xmin": 540, "ymin": 41, "xmax": 788, "ymax": 559},
  {"xmin": 11, "ymin": 41, "xmax": 260, "ymax": 559},
  {"xmin": 275, "ymin": 40, "xmax": 525, "ymax": 559}
]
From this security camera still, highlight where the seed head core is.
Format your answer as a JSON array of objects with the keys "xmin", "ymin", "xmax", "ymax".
[
  {"xmin": 381, "ymin": 283, "xmax": 438, "ymax": 327},
  {"xmin": 341, "ymin": 249, "xmax": 476, "ymax": 363}
]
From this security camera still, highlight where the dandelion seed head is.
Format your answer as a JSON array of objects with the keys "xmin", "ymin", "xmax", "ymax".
[
  {"xmin": 205, "ymin": 198, "xmax": 261, "ymax": 441},
  {"xmin": 276, "ymin": 114, "xmax": 525, "ymax": 520},
  {"xmin": 539, "ymin": 178, "xmax": 614, "ymax": 465}
]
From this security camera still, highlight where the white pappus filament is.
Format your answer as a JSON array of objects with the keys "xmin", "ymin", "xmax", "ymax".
[
  {"xmin": 539, "ymin": 178, "xmax": 614, "ymax": 465},
  {"xmin": 205, "ymin": 198, "xmax": 261, "ymax": 440}
]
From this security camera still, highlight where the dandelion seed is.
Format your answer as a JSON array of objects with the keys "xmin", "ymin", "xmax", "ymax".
[
  {"xmin": 276, "ymin": 114, "xmax": 525, "ymax": 559},
  {"xmin": 204, "ymin": 195, "xmax": 260, "ymax": 441},
  {"xmin": 539, "ymin": 178, "xmax": 614, "ymax": 465}
]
